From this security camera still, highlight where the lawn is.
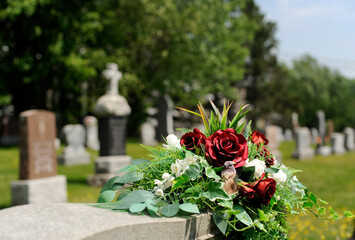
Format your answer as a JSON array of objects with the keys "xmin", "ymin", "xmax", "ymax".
[{"xmin": 0, "ymin": 140, "xmax": 354, "ymax": 239}]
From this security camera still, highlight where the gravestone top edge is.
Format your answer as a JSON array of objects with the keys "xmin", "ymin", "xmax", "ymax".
[
  {"xmin": 94, "ymin": 94, "xmax": 131, "ymax": 117},
  {"xmin": 20, "ymin": 109, "xmax": 55, "ymax": 117}
]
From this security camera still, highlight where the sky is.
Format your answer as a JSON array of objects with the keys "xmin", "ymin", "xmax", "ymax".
[{"xmin": 254, "ymin": 0, "xmax": 355, "ymax": 79}]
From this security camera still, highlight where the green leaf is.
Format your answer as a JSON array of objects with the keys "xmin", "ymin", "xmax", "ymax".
[
  {"xmin": 240, "ymin": 166, "xmax": 255, "ymax": 182},
  {"xmin": 99, "ymin": 176, "xmax": 123, "ymax": 193},
  {"xmin": 202, "ymin": 182, "xmax": 230, "ymax": 201},
  {"xmin": 172, "ymin": 174, "xmax": 189, "ymax": 190},
  {"xmin": 258, "ymin": 209, "xmax": 269, "ymax": 222},
  {"xmin": 161, "ymin": 203, "xmax": 180, "ymax": 217},
  {"xmin": 318, "ymin": 207, "xmax": 325, "ymax": 215},
  {"xmin": 184, "ymin": 164, "xmax": 201, "ymax": 180},
  {"xmin": 309, "ymin": 192, "xmax": 318, "ymax": 205},
  {"xmin": 344, "ymin": 211, "xmax": 354, "ymax": 217},
  {"xmin": 115, "ymin": 164, "xmax": 139, "ymax": 173},
  {"xmin": 205, "ymin": 168, "xmax": 222, "ymax": 180},
  {"xmin": 131, "ymin": 159, "xmax": 152, "ymax": 166},
  {"xmin": 264, "ymin": 167, "xmax": 279, "ymax": 174},
  {"xmin": 212, "ymin": 212, "xmax": 228, "ymax": 235},
  {"xmin": 97, "ymin": 190, "xmax": 116, "ymax": 203},
  {"xmin": 254, "ymin": 220, "xmax": 266, "ymax": 232},
  {"xmin": 145, "ymin": 199, "xmax": 159, "ymax": 217},
  {"xmin": 129, "ymin": 203, "xmax": 146, "ymax": 213},
  {"xmin": 179, "ymin": 203, "xmax": 200, "ymax": 214},
  {"xmin": 217, "ymin": 200, "xmax": 233, "ymax": 209},
  {"xmin": 116, "ymin": 191, "xmax": 130, "ymax": 201},
  {"xmin": 233, "ymin": 204, "xmax": 253, "ymax": 226},
  {"xmin": 115, "ymin": 190, "xmax": 154, "ymax": 210},
  {"xmin": 115, "ymin": 171, "xmax": 143, "ymax": 184}
]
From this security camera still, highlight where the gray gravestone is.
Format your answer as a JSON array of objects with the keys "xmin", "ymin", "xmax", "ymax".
[
  {"xmin": 284, "ymin": 128, "xmax": 293, "ymax": 141},
  {"xmin": 58, "ymin": 124, "xmax": 90, "ymax": 166},
  {"xmin": 11, "ymin": 110, "xmax": 67, "ymax": 205},
  {"xmin": 141, "ymin": 117, "xmax": 158, "ymax": 146},
  {"xmin": 316, "ymin": 110, "xmax": 331, "ymax": 156},
  {"xmin": 292, "ymin": 127, "xmax": 315, "ymax": 160},
  {"xmin": 265, "ymin": 125, "xmax": 282, "ymax": 162},
  {"xmin": 84, "ymin": 116, "xmax": 100, "ymax": 151},
  {"xmin": 87, "ymin": 63, "xmax": 131, "ymax": 187},
  {"xmin": 344, "ymin": 127, "xmax": 355, "ymax": 151},
  {"xmin": 310, "ymin": 128, "xmax": 319, "ymax": 144},
  {"xmin": 331, "ymin": 133, "xmax": 346, "ymax": 155},
  {"xmin": 155, "ymin": 95, "xmax": 174, "ymax": 142}
]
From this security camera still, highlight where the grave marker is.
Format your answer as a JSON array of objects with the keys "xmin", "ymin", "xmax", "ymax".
[
  {"xmin": 11, "ymin": 110, "xmax": 67, "ymax": 205},
  {"xmin": 292, "ymin": 127, "xmax": 315, "ymax": 160}
]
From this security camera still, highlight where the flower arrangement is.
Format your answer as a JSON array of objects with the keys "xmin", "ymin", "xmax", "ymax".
[{"xmin": 95, "ymin": 101, "xmax": 353, "ymax": 239}]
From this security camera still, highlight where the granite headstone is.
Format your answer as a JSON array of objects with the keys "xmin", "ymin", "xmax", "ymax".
[
  {"xmin": 84, "ymin": 116, "xmax": 100, "ymax": 151},
  {"xmin": 11, "ymin": 110, "xmax": 67, "ymax": 205},
  {"xmin": 344, "ymin": 127, "xmax": 355, "ymax": 151},
  {"xmin": 331, "ymin": 133, "xmax": 346, "ymax": 155}
]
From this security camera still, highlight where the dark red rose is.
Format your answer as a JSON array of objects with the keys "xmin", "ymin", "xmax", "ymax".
[
  {"xmin": 205, "ymin": 128, "xmax": 248, "ymax": 168},
  {"xmin": 180, "ymin": 128, "xmax": 206, "ymax": 153},
  {"xmin": 253, "ymin": 178, "xmax": 276, "ymax": 205},
  {"xmin": 251, "ymin": 130, "xmax": 269, "ymax": 146},
  {"xmin": 238, "ymin": 182, "xmax": 255, "ymax": 199},
  {"xmin": 260, "ymin": 147, "xmax": 274, "ymax": 166}
]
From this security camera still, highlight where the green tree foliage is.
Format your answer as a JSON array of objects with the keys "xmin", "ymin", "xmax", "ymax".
[
  {"xmin": 0, "ymin": 0, "xmax": 255, "ymax": 130},
  {"xmin": 287, "ymin": 55, "xmax": 355, "ymax": 131},
  {"xmin": 0, "ymin": 0, "xmax": 101, "ymax": 124}
]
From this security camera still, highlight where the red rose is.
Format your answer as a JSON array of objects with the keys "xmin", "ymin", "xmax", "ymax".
[
  {"xmin": 238, "ymin": 182, "xmax": 255, "ymax": 199},
  {"xmin": 238, "ymin": 173, "xmax": 276, "ymax": 205},
  {"xmin": 260, "ymin": 147, "xmax": 274, "ymax": 166},
  {"xmin": 254, "ymin": 178, "xmax": 276, "ymax": 205},
  {"xmin": 180, "ymin": 128, "xmax": 206, "ymax": 153},
  {"xmin": 205, "ymin": 128, "xmax": 248, "ymax": 168},
  {"xmin": 251, "ymin": 130, "xmax": 269, "ymax": 146}
]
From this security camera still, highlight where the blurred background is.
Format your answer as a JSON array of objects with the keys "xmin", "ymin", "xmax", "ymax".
[{"xmin": 0, "ymin": 0, "xmax": 354, "ymax": 239}]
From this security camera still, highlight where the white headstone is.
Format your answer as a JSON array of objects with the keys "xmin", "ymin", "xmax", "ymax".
[
  {"xmin": 331, "ymin": 133, "xmax": 346, "ymax": 155},
  {"xmin": 58, "ymin": 124, "xmax": 90, "ymax": 165},
  {"xmin": 84, "ymin": 116, "xmax": 100, "ymax": 151},
  {"xmin": 344, "ymin": 127, "xmax": 355, "ymax": 151},
  {"xmin": 292, "ymin": 127, "xmax": 315, "ymax": 160}
]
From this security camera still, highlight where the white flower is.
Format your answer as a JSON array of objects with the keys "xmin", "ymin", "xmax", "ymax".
[
  {"xmin": 244, "ymin": 159, "xmax": 266, "ymax": 178},
  {"xmin": 154, "ymin": 188, "xmax": 164, "ymax": 196},
  {"xmin": 154, "ymin": 179, "xmax": 163, "ymax": 186},
  {"xmin": 163, "ymin": 134, "xmax": 181, "ymax": 149},
  {"xmin": 292, "ymin": 175, "xmax": 298, "ymax": 181},
  {"xmin": 162, "ymin": 173, "xmax": 171, "ymax": 180},
  {"xmin": 171, "ymin": 159, "xmax": 184, "ymax": 176},
  {"xmin": 270, "ymin": 169, "xmax": 287, "ymax": 185}
]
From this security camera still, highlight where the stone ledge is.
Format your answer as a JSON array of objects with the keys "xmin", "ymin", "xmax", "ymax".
[{"xmin": 0, "ymin": 203, "xmax": 221, "ymax": 240}]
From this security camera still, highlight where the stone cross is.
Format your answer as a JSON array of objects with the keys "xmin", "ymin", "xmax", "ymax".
[{"xmin": 103, "ymin": 63, "xmax": 122, "ymax": 95}]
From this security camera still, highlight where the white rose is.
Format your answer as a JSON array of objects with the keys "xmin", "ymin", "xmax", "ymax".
[
  {"xmin": 171, "ymin": 159, "xmax": 184, "ymax": 176},
  {"xmin": 163, "ymin": 134, "xmax": 181, "ymax": 149},
  {"xmin": 162, "ymin": 173, "xmax": 171, "ymax": 180},
  {"xmin": 244, "ymin": 159, "xmax": 266, "ymax": 178},
  {"xmin": 270, "ymin": 169, "xmax": 287, "ymax": 185},
  {"xmin": 154, "ymin": 188, "xmax": 164, "ymax": 196}
]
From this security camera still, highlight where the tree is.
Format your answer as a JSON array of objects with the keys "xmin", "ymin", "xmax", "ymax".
[{"xmin": 0, "ymin": 0, "xmax": 101, "ymax": 124}]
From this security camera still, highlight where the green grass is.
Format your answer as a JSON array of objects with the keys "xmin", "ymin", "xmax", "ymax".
[{"xmin": 0, "ymin": 140, "xmax": 354, "ymax": 239}]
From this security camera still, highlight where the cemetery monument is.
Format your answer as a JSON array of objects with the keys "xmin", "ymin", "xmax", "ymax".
[
  {"xmin": 292, "ymin": 127, "xmax": 315, "ymax": 160},
  {"xmin": 315, "ymin": 110, "xmax": 331, "ymax": 156},
  {"xmin": 87, "ymin": 63, "xmax": 131, "ymax": 187},
  {"xmin": 11, "ymin": 110, "xmax": 67, "ymax": 205},
  {"xmin": 58, "ymin": 124, "xmax": 91, "ymax": 165}
]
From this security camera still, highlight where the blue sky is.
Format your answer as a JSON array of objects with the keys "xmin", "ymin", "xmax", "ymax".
[{"xmin": 255, "ymin": 0, "xmax": 355, "ymax": 78}]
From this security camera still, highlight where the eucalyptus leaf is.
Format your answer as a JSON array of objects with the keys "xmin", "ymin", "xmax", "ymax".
[
  {"xmin": 114, "ymin": 171, "xmax": 143, "ymax": 184},
  {"xmin": 97, "ymin": 190, "xmax": 116, "ymax": 203},
  {"xmin": 99, "ymin": 176, "xmax": 123, "ymax": 193},
  {"xmin": 212, "ymin": 212, "xmax": 228, "ymax": 235},
  {"xmin": 131, "ymin": 159, "xmax": 152, "ymax": 166},
  {"xmin": 115, "ymin": 164, "xmax": 139, "ymax": 173},
  {"xmin": 161, "ymin": 203, "xmax": 180, "ymax": 217},
  {"xmin": 145, "ymin": 199, "xmax": 159, "ymax": 217},
  {"xmin": 115, "ymin": 190, "xmax": 154, "ymax": 210},
  {"xmin": 129, "ymin": 203, "xmax": 146, "ymax": 213},
  {"xmin": 179, "ymin": 203, "xmax": 200, "ymax": 214}
]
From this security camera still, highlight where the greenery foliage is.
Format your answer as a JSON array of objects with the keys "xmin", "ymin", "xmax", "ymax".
[{"xmin": 94, "ymin": 102, "xmax": 353, "ymax": 238}]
